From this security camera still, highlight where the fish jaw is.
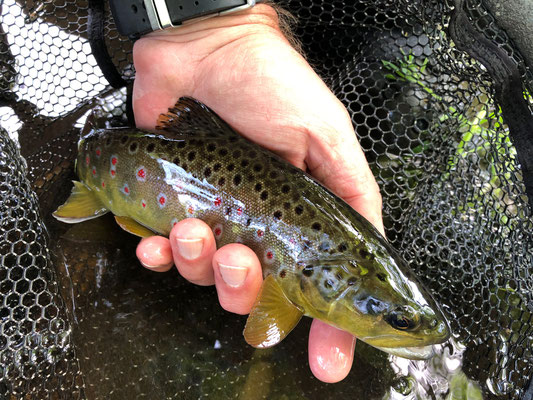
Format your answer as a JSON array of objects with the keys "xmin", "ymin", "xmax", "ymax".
[{"xmin": 372, "ymin": 344, "xmax": 436, "ymax": 360}]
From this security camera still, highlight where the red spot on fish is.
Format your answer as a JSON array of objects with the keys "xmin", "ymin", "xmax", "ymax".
[
  {"xmin": 124, "ymin": 186, "xmax": 129, "ymax": 194},
  {"xmin": 92, "ymin": 168, "xmax": 96, "ymax": 176},
  {"xmin": 159, "ymin": 196, "xmax": 166, "ymax": 206},
  {"xmin": 111, "ymin": 170, "xmax": 116, "ymax": 176},
  {"xmin": 85, "ymin": 156, "xmax": 90, "ymax": 166},
  {"xmin": 141, "ymin": 200, "xmax": 146, "ymax": 208},
  {"xmin": 95, "ymin": 148, "xmax": 101, "ymax": 157},
  {"xmin": 214, "ymin": 227, "xmax": 221, "ymax": 236},
  {"xmin": 237, "ymin": 207, "xmax": 243, "ymax": 215},
  {"xmin": 266, "ymin": 251, "xmax": 273, "ymax": 259},
  {"xmin": 102, "ymin": 181, "xmax": 105, "ymax": 188},
  {"xmin": 257, "ymin": 230, "xmax": 264, "ymax": 237},
  {"xmin": 188, "ymin": 206, "xmax": 194, "ymax": 214},
  {"xmin": 138, "ymin": 168, "xmax": 145, "ymax": 179},
  {"xmin": 111, "ymin": 157, "xmax": 117, "ymax": 166},
  {"xmin": 214, "ymin": 197, "xmax": 221, "ymax": 206}
]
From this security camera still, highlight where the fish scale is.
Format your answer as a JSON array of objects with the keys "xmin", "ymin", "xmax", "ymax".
[{"xmin": 54, "ymin": 97, "xmax": 450, "ymax": 356}]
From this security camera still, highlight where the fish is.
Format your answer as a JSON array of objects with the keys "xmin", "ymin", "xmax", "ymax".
[{"xmin": 53, "ymin": 97, "xmax": 450, "ymax": 358}]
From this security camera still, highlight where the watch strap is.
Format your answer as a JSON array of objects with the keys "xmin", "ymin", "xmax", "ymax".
[{"xmin": 110, "ymin": 0, "xmax": 256, "ymax": 38}]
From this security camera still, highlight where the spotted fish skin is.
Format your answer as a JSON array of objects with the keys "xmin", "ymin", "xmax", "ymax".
[{"xmin": 58, "ymin": 98, "xmax": 450, "ymax": 353}]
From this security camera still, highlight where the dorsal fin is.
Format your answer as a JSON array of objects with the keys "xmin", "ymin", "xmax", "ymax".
[{"xmin": 156, "ymin": 97, "xmax": 238, "ymax": 138}]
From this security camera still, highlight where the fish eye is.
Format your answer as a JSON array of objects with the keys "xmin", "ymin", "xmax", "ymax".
[{"xmin": 385, "ymin": 307, "xmax": 420, "ymax": 331}]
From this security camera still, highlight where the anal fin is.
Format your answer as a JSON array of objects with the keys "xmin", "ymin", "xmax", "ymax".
[
  {"xmin": 53, "ymin": 181, "xmax": 108, "ymax": 223},
  {"xmin": 244, "ymin": 275, "xmax": 303, "ymax": 348},
  {"xmin": 115, "ymin": 216, "xmax": 156, "ymax": 238}
]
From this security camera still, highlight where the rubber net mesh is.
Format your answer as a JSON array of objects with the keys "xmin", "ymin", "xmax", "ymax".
[{"xmin": 0, "ymin": 0, "xmax": 532, "ymax": 399}]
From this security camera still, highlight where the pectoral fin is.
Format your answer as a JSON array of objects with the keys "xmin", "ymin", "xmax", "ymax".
[
  {"xmin": 244, "ymin": 275, "xmax": 303, "ymax": 348},
  {"xmin": 114, "ymin": 216, "xmax": 156, "ymax": 238},
  {"xmin": 53, "ymin": 181, "xmax": 108, "ymax": 223}
]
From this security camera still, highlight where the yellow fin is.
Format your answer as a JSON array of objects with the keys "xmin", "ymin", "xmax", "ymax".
[
  {"xmin": 114, "ymin": 216, "xmax": 155, "ymax": 238},
  {"xmin": 244, "ymin": 275, "xmax": 303, "ymax": 348},
  {"xmin": 53, "ymin": 181, "xmax": 108, "ymax": 223}
]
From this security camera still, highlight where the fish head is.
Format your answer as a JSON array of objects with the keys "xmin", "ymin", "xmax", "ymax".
[{"xmin": 299, "ymin": 239, "xmax": 450, "ymax": 355}]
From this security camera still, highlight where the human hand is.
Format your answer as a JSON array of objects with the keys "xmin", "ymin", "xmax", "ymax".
[{"xmin": 132, "ymin": 3, "xmax": 384, "ymax": 383}]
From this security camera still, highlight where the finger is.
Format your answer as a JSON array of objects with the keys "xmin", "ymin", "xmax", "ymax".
[
  {"xmin": 304, "ymin": 103, "xmax": 385, "ymax": 236},
  {"xmin": 136, "ymin": 236, "xmax": 174, "ymax": 272},
  {"xmin": 212, "ymin": 244, "xmax": 263, "ymax": 315},
  {"xmin": 169, "ymin": 219, "xmax": 217, "ymax": 286},
  {"xmin": 308, "ymin": 319, "xmax": 356, "ymax": 383}
]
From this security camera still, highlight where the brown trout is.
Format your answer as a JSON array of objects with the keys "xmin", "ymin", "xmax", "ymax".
[{"xmin": 54, "ymin": 98, "xmax": 450, "ymax": 358}]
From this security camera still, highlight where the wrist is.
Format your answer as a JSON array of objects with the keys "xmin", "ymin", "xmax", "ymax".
[
  {"xmin": 144, "ymin": 3, "xmax": 281, "ymax": 39},
  {"xmin": 109, "ymin": 0, "xmax": 278, "ymax": 39}
]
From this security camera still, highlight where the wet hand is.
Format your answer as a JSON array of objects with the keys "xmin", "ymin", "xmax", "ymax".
[{"xmin": 132, "ymin": 3, "xmax": 383, "ymax": 383}]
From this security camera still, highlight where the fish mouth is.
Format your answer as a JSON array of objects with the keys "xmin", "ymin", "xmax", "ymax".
[{"xmin": 372, "ymin": 344, "xmax": 436, "ymax": 360}]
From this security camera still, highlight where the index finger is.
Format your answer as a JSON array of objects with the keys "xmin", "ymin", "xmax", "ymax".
[{"xmin": 304, "ymin": 100, "xmax": 385, "ymax": 235}]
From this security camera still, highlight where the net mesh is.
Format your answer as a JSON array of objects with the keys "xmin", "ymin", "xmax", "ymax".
[{"xmin": 0, "ymin": 0, "xmax": 532, "ymax": 399}]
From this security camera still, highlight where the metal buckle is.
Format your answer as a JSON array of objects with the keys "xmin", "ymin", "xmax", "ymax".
[{"xmin": 143, "ymin": 0, "xmax": 256, "ymax": 31}]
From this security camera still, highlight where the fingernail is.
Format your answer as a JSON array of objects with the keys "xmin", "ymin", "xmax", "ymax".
[
  {"xmin": 141, "ymin": 261, "xmax": 173, "ymax": 270},
  {"xmin": 218, "ymin": 263, "xmax": 248, "ymax": 288},
  {"xmin": 176, "ymin": 238, "xmax": 203, "ymax": 260}
]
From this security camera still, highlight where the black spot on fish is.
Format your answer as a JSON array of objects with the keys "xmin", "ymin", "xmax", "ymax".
[
  {"xmin": 335, "ymin": 272, "xmax": 343, "ymax": 280},
  {"xmin": 172, "ymin": 157, "xmax": 180, "ymax": 164},
  {"xmin": 254, "ymin": 183, "xmax": 262, "ymax": 192},
  {"xmin": 338, "ymin": 243, "xmax": 348, "ymax": 252},
  {"xmin": 260, "ymin": 191, "xmax": 268, "ymax": 201},
  {"xmin": 273, "ymin": 211, "xmax": 282, "ymax": 220},
  {"xmin": 253, "ymin": 164, "xmax": 263, "ymax": 173},
  {"xmin": 248, "ymin": 150, "xmax": 257, "ymax": 158},
  {"xmin": 283, "ymin": 202, "xmax": 291, "ymax": 210},
  {"xmin": 207, "ymin": 155, "xmax": 214, "ymax": 162},
  {"xmin": 279, "ymin": 270, "xmax": 287, "ymax": 278},
  {"xmin": 181, "ymin": 163, "xmax": 188, "ymax": 170},
  {"xmin": 187, "ymin": 151, "xmax": 196, "ymax": 161},
  {"xmin": 347, "ymin": 277, "xmax": 358, "ymax": 286},
  {"xmin": 146, "ymin": 143, "xmax": 155, "ymax": 152},
  {"xmin": 218, "ymin": 177, "xmax": 226, "ymax": 186},
  {"xmin": 218, "ymin": 148, "xmax": 228, "ymax": 156},
  {"xmin": 204, "ymin": 167, "xmax": 212, "ymax": 178},
  {"xmin": 177, "ymin": 141, "xmax": 186, "ymax": 149},
  {"xmin": 281, "ymin": 184, "xmax": 290, "ymax": 194},
  {"xmin": 120, "ymin": 135, "xmax": 128, "ymax": 144},
  {"xmin": 269, "ymin": 171, "xmax": 278, "ymax": 179},
  {"xmin": 129, "ymin": 142, "xmax": 138, "ymax": 152},
  {"xmin": 246, "ymin": 218, "xmax": 252, "ymax": 226},
  {"xmin": 233, "ymin": 174, "xmax": 242, "ymax": 186},
  {"xmin": 359, "ymin": 248, "xmax": 373, "ymax": 259},
  {"xmin": 241, "ymin": 159, "xmax": 249, "ymax": 168},
  {"xmin": 312, "ymin": 222, "xmax": 321, "ymax": 231},
  {"xmin": 377, "ymin": 273, "xmax": 387, "ymax": 282},
  {"xmin": 318, "ymin": 242, "xmax": 330, "ymax": 252},
  {"xmin": 324, "ymin": 280, "xmax": 333, "ymax": 289},
  {"xmin": 233, "ymin": 150, "xmax": 242, "ymax": 158},
  {"xmin": 227, "ymin": 164, "xmax": 235, "ymax": 172},
  {"xmin": 226, "ymin": 207, "xmax": 232, "ymax": 215},
  {"xmin": 207, "ymin": 143, "xmax": 216, "ymax": 152},
  {"xmin": 323, "ymin": 266, "xmax": 331, "ymax": 272},
  {"xmin": 213, "ymin": 163, "xmax": 221, "ymax": 172},
  {"xmin": 295, "ymin": 205, "xmax": 304, "ymax": 215},
  {"xmin": 303, "ymin": 266, "xmax": 313, "ymax": 277}
]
